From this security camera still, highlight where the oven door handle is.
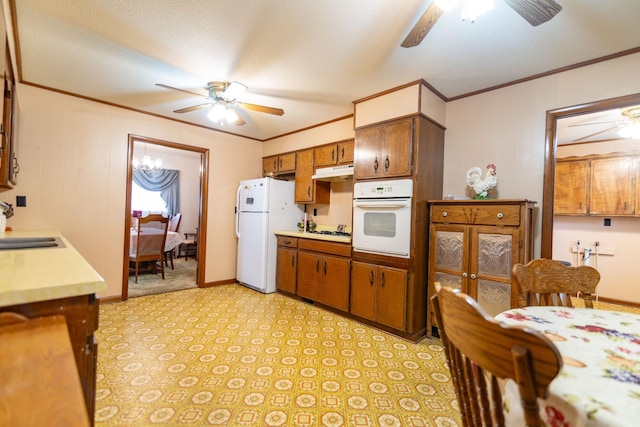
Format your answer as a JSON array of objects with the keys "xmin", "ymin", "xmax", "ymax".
[{"xmin": 353, "ymin": 198, "xmax": 411, "ymax": 209}]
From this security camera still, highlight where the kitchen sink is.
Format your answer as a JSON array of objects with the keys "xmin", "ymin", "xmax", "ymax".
[{"xmin": 0, "ymin": 237, "xmax": 66, "ymax": 250}]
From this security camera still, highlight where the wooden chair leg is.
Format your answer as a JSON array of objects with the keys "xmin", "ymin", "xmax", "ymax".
[{"xmin": 134, "ymin": 260, "xmax": 139, "ymax": 284}]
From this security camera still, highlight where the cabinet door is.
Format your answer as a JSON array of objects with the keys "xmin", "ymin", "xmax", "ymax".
[
  {"xmin": 295, "ymin": 149, "xmax": 314, "ymax": 203},
  {"xmin": 314, "ymin": 144, "xmax": 338, "ymax": 167},
  {"xmin": 319, "ymin": 255, "xmax": 351, "ymax": 311},
  {"xmin": 590, "ymin": 157, "xmax": 634, "ymax": 215},
  {"xmin": 262, "ymin": 156, "xmax": 278, "ymax": 177},
  {"xmin": 429, "ymin": 224, "xmax": 469, "ymax": 293},
  {"xmin": 381, "ymin": 119, "xmax": 412, "ymax": 177},
  {"xmin": 276, "ymin": 247, "xmax": 297, "ymax": 294},
  {"xmin": 337, "ymin": 140, "xmax": 354, "ymax": 164},
  {"xmin": 350, "ymin": 261, "xmax": 377, "ymax": 321},
  {"xmin": 554, "ymin": 160, "xmax": 589, "ymax": 215},
  {"xmin": 468, "ymin": 226, "xmax": 519, "ymax": 317},
  {"xmin": 297, "ymin": 251, "xmax": 322, "ymax": 300},
  {"xmin": 376, "ymin": 266, "xmax": 407, "ymax": 330},
  {"xmin": 354, "ymin": 126, "xmax": 383, "ymax": 180},
  {"xmin": 278, "ymin": 152, "xmax": 296, "ymax": 173}
]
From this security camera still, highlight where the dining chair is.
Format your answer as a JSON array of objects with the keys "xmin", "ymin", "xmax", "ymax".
[
  {"xmin": 512, "ymin": 258, "xmax": 601, "ymax": 308},
  {"xmin": 181, "ymin": 228, "xmax": 198, "ymax": 261},
  {"xmin": 164, "ymin": 213, "xmax": 182, "ymax": 269},
  {"xmin": 130, "ymin": 213, "xmax": 169, "ymax": 283},
  {"xmin": 431, "ymin": 283, "xmax": 562, "ymax": 427}
]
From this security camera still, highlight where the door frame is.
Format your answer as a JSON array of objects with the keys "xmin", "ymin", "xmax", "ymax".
[
  {"xmin": 541, "ymin": 92, "xmax": 640, "ymax": 258},
  {"xmin": 122, "ymin": 134, "xmax": 209, "ymax": 300}
]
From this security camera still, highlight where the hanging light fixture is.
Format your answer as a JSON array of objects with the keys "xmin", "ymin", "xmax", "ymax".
[
  {"xmin": 434, "ymin": 0, "xmax": 494, "ymax": 22},
  {"xmin": 132, "ymin": 144, "xmax": 163, "ymax": 171},
  {"xmin": 207, "ymin": 102, "xmax": 241, "ymax": 126},
  {"xmin": 617, "ymin": 107, "xmax": 640, "ymax": 140}
]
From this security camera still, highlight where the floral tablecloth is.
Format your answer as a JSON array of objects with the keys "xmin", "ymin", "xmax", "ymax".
[
  {"xmin": 130, "ymin": 228, "xmax": 182, "ymax": 255},
  {"xmin": 495, "ymin": 307, "xmax": 640, "ymax": 427}
]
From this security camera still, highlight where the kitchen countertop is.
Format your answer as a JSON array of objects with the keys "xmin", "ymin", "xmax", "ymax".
[
  {"xmin": 275, "ymin": 230, "xmax": 351, "ymax": 244},
  {"xmin": 0, "ymin": 230, "xmax": 107, "ymax": 307}
]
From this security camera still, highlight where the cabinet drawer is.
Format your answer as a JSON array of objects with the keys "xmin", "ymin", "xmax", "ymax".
[
  {"xmin": 298, "ymin": 239, "xmax": 351, "ymax": 257},
  {"xmin": 431, "ymin": 204, "xmax": 520, "ymax": 226},
  {"xmin": 277, "ymin": 236, "xmax": 298, "ymax": 248}
]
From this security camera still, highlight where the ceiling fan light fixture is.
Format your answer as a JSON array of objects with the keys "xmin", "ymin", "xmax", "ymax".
[
  {"xmin": 434, "ymin": 0, "xmax": 457, "ymax": 11},
  {"xmin": 223, "ymin": 81, "xmax": 247, "ymax": 101},
  {"xmin": 460, "ymin": 0, "xmax": 493, "ymax": 22},
  {"xmin": 617, "ymin": 107, "xmax": 640, "ymax": 139},
  {"xmin": 207, "ymin": 103, "xmax": 228, "ymax": 123}
]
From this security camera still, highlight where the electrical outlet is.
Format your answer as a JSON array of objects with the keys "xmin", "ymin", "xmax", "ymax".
[
  {"xmin": 16, "ymin": 195, "xmax": 26, "ymax": 207},
  {"xmin": 604, "ymin": 218, "xmax": 611, "ymax": 226}
]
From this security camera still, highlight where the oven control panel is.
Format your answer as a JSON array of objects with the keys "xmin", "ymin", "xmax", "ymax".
[{"xmin": 353, "ymin": 179, "xmax": 413, "ymax": 199}]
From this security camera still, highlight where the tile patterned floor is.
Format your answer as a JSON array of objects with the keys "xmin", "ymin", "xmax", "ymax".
[{"xmin": 95, "ymin": 285, "xmax": 461, "ymax": 426}]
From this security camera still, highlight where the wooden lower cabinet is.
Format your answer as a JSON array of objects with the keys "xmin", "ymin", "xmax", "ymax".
[
  {"xmin": 350, "ymin": 261, "xmax": 407, "ymax": 331},
  {"xmin": 276, "ymin": 236, "xmax": 298, "ymax": 294},
  {"xmin": 0, "ymin": 294, "xmax": 99, "ymax": 426},
  {"xmin": 297, "ymin": 245, "xmax": 351, "ymax": 312}
]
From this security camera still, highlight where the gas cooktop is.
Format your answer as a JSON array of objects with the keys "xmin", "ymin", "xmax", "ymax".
[{"xmin": 307, "ymin": 230, "xmax": 352, "ymax": 237}]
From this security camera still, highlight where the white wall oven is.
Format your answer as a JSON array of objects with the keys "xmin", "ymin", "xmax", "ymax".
[{"xmin": 352, "ymin": 179, "xmax": 413, "ymax": 258}]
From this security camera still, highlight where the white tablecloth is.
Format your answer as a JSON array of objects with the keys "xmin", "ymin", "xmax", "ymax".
[
  {"xmin": 496, "ymin": 306, "xmax": 640, "ymax": 427},
  {"xmin": 130, "ymin": 228, "xmax": 182, "ymax": 254}
]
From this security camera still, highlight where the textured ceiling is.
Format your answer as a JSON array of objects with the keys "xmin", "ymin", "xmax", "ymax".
[{"xmin": 9, "ymin": 0, "xmax": 640, "ymax": 140}]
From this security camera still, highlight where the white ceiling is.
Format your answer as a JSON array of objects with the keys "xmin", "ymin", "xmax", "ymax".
[{"xmin": 9, "ymin": 0, "xmax": 640, "ymax": 141}]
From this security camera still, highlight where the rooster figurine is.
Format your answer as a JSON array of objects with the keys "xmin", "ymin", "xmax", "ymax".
[{"xmin": 466, "ymin": 164, "xmax": 497, "ymax": 199}]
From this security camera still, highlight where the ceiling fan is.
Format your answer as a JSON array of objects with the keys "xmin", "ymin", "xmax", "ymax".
[
  {"xmin": 568, "ymin": 106, "xmax": 640, "ymax": 142},
  {"xmin": 156, "ymin": 81, "xmax": 284, "ymax": 126},
  {"xmin": 401, "ymin": 0, "xmax": 563, "ymax": 48}
]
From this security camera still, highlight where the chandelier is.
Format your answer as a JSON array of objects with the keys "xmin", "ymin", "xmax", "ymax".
[
  {"xmin": 617, "ymin": 107, "xmax": 640, "ymax": 140},
  {"xmin": 132, "ymin": 145, "xmax": 163, "ymax": 171}
]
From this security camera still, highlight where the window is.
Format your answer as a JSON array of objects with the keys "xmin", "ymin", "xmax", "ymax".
[{"xmin": 131, "ymin": 182, "xmax": 168, "ymax": 213}]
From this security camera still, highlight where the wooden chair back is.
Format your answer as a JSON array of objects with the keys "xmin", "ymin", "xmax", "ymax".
[
  {"xmin": 432, "ymin": 284, "xmax": 562, "ymax": 427},
  {"xmin": 512, "ymin": 259, "xmax": 600, "ymax": 308},
  {"xmin": 130, "ymin": 214, "xmax": 169, "ymax": 283},
  {"xmin": 168, "ymin": 213, "xmax": 182, "ymax": 232}
]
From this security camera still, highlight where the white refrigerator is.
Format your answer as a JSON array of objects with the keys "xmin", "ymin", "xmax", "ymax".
[{"xmin": 235, "ymin": 177, "xmax": 303, "ymax": 293}]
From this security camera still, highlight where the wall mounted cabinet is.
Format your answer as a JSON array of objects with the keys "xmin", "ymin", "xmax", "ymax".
[
  {"xmin": 314, "ymin": 139, "xmax": 354, "ymax": 167},
  {"xmin": 294, "ymin": 148, "xmax": 330, "ymax": 204},
  {"xmin": 354, "ymin": 118, "xmax": 412, "ymax": 180},
  {"xmin": 263, "ymin": 152, "xmax": 296, "ymax": 177},
  {"xmin": 0, "ymin": 76, "xmax": 17, "ymax": 191}
]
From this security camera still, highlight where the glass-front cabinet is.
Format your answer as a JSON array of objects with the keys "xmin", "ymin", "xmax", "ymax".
[{"xmin": 428, "ymin": 200, "xmax": 535, "ymax": 333}]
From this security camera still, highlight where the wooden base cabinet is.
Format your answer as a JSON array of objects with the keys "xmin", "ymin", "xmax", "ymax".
[
  {"xmin": 295, "ymin": 239, "xmax": 351, "ymax": 312},
  {"xmin": 276, "ymin": 236, "xmax": 298, "ymax": 294},
  {"xmin": 427, "ymin": 200, "xmax": 536, "ymax": 334},
  {"xmin": 350, "ymin": 261, "xmax": 407, "ymax": 331}
]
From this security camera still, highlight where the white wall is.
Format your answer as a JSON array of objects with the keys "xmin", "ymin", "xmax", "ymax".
[{"xmin": 1, "ymin": 84, "xmax": 263, "ymax": 298}]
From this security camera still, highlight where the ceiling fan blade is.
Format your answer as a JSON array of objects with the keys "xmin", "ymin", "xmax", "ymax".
[
  {"xmin": 156, "ymin": 83, "xmax": 208, "ymax": 99},
  {"xmin": 238, "ymin": 102, "xmax": 284, "ymax": 116},
  {"xmin": 223, "ymin": 81, "xmax": 248, "ymax": 100},
  {"xmin": 572, "ymin": 125, "xmax": 622, "ymax": 143},
  {"xmin": 173, "ymin": 103, "xmax": 211, "ymax": 114},
  {"xmin": 503, "ymin": 0, "xmax": 562, "ymax": 27},
  {"xmin": 569, "ymin": 120, "xmax": 625, "ymax": 128},
  {"xmin": 401, "ymin": 2, "xmax": 444, "ymax": 48}
]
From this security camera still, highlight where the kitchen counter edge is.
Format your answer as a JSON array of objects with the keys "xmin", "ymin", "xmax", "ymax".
[{"xmin": 275, "ymin": 230, "xmax": 351, "ymax": 244}]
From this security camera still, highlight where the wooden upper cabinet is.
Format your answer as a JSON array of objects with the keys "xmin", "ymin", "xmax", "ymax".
[
  {"xmin": 314, "ymin": 139, "xmax": 354, "ymax": 167},
  {"xmin": 295, "ymin": 148, "xmax": 329, "ymax": 204},
  {"xmin": 262, "ymin": 152, "xmax": 296, "ymax": 177},
  {"xmin": 355, "ymin": 117, "xmax": 412, "ymax": 180},
  {"xmin": 590, "ymin": 156, "xmax": 635, "ymax": 215},
  {"xmin": 554, "ymin": 160, "xmax": 589, "ymax": 215}
]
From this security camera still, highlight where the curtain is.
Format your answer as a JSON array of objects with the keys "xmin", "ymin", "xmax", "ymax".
[{"xmin": 133, "ymin": 169, "xmax": 180, "ymax": 216}]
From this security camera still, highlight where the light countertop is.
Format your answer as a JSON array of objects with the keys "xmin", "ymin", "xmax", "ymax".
[
  {"xmin": 0, "ymin": 230, "xmax": 107, "ymax": 307},
  {"xmin": 275, "ymin": 230, "xmax": 351, "ymax": 244}
]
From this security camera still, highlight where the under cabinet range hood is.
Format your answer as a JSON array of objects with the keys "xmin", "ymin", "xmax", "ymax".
[{"xmin": 311, "ymin": 164, "xmax": 354, "ymax": 181}]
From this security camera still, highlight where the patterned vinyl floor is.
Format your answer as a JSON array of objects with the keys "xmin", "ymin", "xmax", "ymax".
[{"xmin": 95, "ymin": 285, "xmax": 461, "ymax": 426}]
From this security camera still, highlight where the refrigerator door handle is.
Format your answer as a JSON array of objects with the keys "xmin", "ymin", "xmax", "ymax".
[{"xmin": 235, "ymin": 184, "xmax": 242, "ymax": 238}]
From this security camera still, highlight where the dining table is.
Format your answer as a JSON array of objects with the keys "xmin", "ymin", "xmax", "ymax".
[
  {"xmin": 495, "ymin": 306, "xmax": 640, "ymax": 427},
  {"xmin": 129, "ymin": 227, "xmax": 182, "ymax": 255}
]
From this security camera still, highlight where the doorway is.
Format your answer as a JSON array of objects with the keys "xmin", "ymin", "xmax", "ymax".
[
  {"xmin": 122, "ymin": 135, "xmax": 209, "ymax": 300},
  {"xmin": 541, "ymin": 92, "xmax": 640, "ymax": 258}
]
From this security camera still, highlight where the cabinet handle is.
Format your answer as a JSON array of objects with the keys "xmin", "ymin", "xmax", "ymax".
[
  {"xmin": 497, "ymin": 212, "xmax": 503, "ymax": 219},
  {"xmin": 316, "ymin": 260, "xmax": 320, "ymax": 272},
  {"xmin": 442, "ymin": 211, "xmax": 448, "ymax": 217},
  {"xmin": 580, "ymin": 202, "xmax": 583, "ymax": 209},
  {"xmin": 331, "ymin": 148, "xmax": 335, "ymax": 161},
  {"xmin": 369, "ymin": 270, "xmax": 374, "ymax": 285},
  {"xmin": 470, "ymin": 274, "xmax": 477, "ymax": 280},
  {"xmin": 279, "ymin": 158, "xmax": 282, "ymax": 168},
  {"xmin": 384, "ymin": 156, "xmax": 389, "ymax": 171},
  {"xmin": 341, "ymin": 147, "xmax": 344, "ymax": 160},
  {"xmin": 462, "ymin": 272, "xmax": 468, "ymax": 278},
  {"xmin": 273, "ymin": 159, "xmax": 277, "ymax": 170},
  {"xmin": 381, "ymin": 272, "xmax": 385, "ymax": 287},
  {"xmin": 323, "ymin": 261, "xmax": 327, "ymax": 275},
  {"xmin": 291, "ymin": 255, "xmax": 295, "ymax": 267},
  {"xmin": 374, "ymin": 157, "xmax": 379, "ymax": 172},
  {"xmin": 307, "ymin": 185, "xmax": 311, "ymax": 197}
]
